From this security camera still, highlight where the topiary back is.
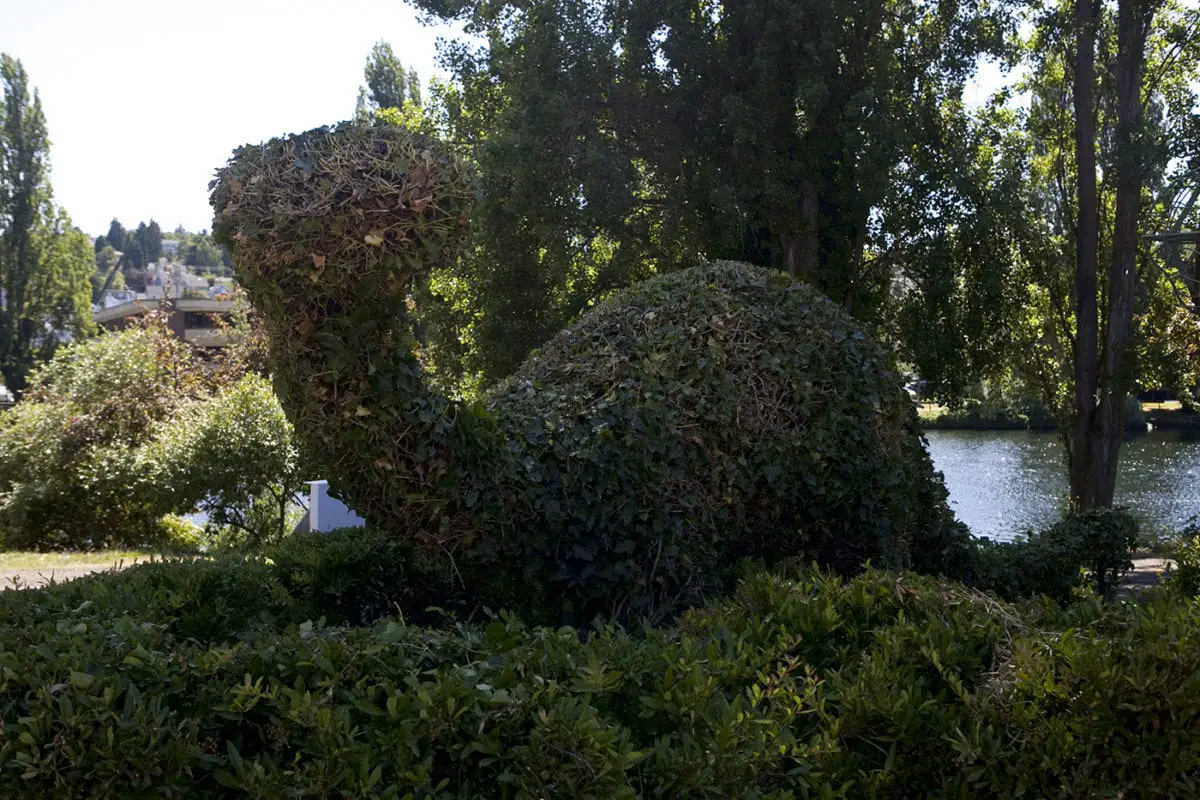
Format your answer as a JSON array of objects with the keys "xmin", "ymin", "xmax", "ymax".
[{"xmin": 212, "ymin": 123, "xmax": 969, "ymax": 624}]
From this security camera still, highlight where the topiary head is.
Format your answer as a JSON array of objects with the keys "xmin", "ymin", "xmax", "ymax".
[
  {"xmin": 209, "ymin": 121, "xmax": 473, "ymax": 329},
  {"xmin": 208, "ymin": 122, "xmax": 483, "ymax": 520}
]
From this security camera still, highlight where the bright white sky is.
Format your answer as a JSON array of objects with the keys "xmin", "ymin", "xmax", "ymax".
[
  {"xmin": 0, "ymin": 0, "xmax": 459, "ymax": 237},
  {"xmin": 1, "ymin": 0, "xmax": 1016, "ymax": 240}
]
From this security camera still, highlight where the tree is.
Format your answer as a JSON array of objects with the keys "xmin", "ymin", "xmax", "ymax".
[
  {"xmin": 135, "ymin": 219, "xmax": 162, "ymax": 264},
  {"xmin": 359, "ymin": 40, "xmax": 421, "ymax": 116},
  {"xmin": 0, "ymin": 55, "xmax": 93, "ymax": 397},
  {"xmin": 1071, "ymin": 0, "xmax": 1156, "ymax": 508},
  {"xmin": 123, "ymin": 238, "xmax": 145, "ymax": 270},
  {"xmin": 408, "ymin": 0, "xmax": 1013, "ymax": 388},
  {"xmin": 106, "ymin": 218, "xmax": 127, "ymax": 252},
  {"xmin": 940, "ymin": 0, "xmax": 1200, "ymax": 505},
  {"xmin": 146, "ymin": 220, "xmax": 162, "ymax": 260}
]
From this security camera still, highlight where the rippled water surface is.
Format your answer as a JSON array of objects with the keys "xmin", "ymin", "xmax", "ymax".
[{"xmin": 924, "ymin": 429, "xmax": 1200, "ymax": 540}]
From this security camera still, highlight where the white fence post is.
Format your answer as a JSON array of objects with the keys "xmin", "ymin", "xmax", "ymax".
[{"xmin": 304, "ymin": 480, "xmax": 365, "ymax": 533}]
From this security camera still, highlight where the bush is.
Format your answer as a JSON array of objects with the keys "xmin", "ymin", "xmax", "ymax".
[
  {"xmin": 0, "ymin": 527, "xmax": 469, "ymax": 643},
  {"xmin": 0, "ymin": 320, "xmax": 300, "ymax": 551},
  {"xmin": 0, "ymin": 321, "xmax": 201, "ymax": 549},
  {"xmin": 1166, "ymin": 516, "xmax": 1200, "ymax": 598},
  {"xmin": 212, "ymin": 122, "xmax": 968, "ymax": 624},
  {"xmin": 154, "ymin": 513, "xmax": 207, "ymax": 552},
  {"xmin": 142, "ymin": 374, "xmax": 303, "ymax": 545},
  {"xmin": 265, "ymin": 527, "xmax": 470, "ymax": 627},
  {"xmin": 2, "ymin": 561, "xmax": 1200, "ymax": 798},
  {"xmin": 969, "ymin": 507, "xmax": 1141, "ymax": 602}
]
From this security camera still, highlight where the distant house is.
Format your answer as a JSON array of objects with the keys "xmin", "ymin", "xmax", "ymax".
[
  {"xmin": 96, "ymin": 289, "xmax": 138, "ymax": 310},
  {"xmin": 94, "ymin": 297, "xmax": 237, "ymax": 348},
  {"xmin": 161, "ymin": 239, "xmax": 181, "ymax": 256},
  {"xmin": 144, "ymin": 263, "xmax": 210, "ymax": 299}
]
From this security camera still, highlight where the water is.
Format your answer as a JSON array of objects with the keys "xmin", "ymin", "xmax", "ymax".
[{"xmin": 924, "ymin": 429, "xmax": 1200, "ymax": 540}]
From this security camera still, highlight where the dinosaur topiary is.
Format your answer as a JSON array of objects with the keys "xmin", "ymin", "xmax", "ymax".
[{"xmin": 210, "ymin": 122, "xmax": 969, "ymax": 623}]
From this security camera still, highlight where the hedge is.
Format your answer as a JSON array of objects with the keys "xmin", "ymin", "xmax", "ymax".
[{"xmin": 0, "ymin": 533, "xmax": 1198, "ymax": 798}]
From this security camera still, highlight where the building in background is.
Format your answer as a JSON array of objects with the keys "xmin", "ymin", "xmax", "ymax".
[{"xmin": 93, "ymin": 296, "xmax": 236, "ymax": 348}]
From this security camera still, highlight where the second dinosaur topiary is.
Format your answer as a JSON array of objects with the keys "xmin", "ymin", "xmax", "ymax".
[{"xmin": 211, "ymin": 122, "xmax": 968, "ymax": 623}]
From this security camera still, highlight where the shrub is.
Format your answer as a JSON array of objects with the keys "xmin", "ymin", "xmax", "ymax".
[
  {"xmin": 154, "ymin": 513, "xmax": 207, "ymax": 552},
  {"xmin": 0, "ymin": 318, "xmax": 300, "ymax": 551},
  {"xmin": 264, "ymin": 527, "xmax": 470, "ymax": 626},
  {"xmin": 142, "ymin": 374, "xmax": 303, "ymax": 545},
  {"xmin": 212, "ymin": 122, "xmax": 968, "ymax": 624},
  {"xmin": 2, "ymin": 563, "xmax": 1200, "ymax": 798},
  {"xmin": 1166, "ymin": 516, "xmax": 1200, "ymax": 598},
  {"xmin": 0, "ymin": 320, "xmax": 201, "ymax": 549},
  {"xmin": 969, "ymin": 507, "xmax": 1141, "ymax": 602},
  {"xmin": 0, "ymin": 527, "xmax": 469, "ymax": 643}
]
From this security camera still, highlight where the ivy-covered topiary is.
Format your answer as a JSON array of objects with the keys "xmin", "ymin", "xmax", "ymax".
[{"xmin": 211, "ymin": 122, "xmax": 968, "ymax": 623}]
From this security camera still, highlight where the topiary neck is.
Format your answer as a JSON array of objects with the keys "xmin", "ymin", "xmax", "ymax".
[{"xmin": 210, "ymin": 123, "xmax": 499, "ymax": 533}]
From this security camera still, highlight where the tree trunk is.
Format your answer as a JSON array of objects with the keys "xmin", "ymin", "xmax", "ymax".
[
  {"xmin": 1190, "ymin": 234, "xmax": 1200, "ymax": 314},
  {"xmin": 793, "ymin": 176, "xmax": 820, "ymax": 280},
  {"xmin": 1091, "ymin": 0, "xmax": 1154, "ymax": 506},
  {"xmin": 1070, "ymin": 0, "xmax": 1101, "ymax": 509}
]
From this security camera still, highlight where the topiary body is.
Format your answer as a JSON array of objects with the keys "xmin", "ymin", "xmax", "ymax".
[{"xmin": 211, "ymin": 123, "xmax": 967, "ymax": 623}]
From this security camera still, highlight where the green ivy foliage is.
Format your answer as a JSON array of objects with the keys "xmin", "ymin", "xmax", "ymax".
[
  {"xmin": 211, "ymin": 123, "xmax": 970, "ymax": 625},
  {"xmin": 2, "ymin": 552, "xmax": 1200, "ymax": 798}
]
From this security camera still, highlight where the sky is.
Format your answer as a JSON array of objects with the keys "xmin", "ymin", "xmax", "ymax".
[
  {"xmin": 0, "ymin": 0, "xmax": 460, "ymax": 237},
  {"xmin": 1, "ymin": 0, "xmax": 1018, "ymax": 240}
]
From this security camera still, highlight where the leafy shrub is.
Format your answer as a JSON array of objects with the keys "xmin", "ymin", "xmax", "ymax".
[
  {"xmin": 922, "ymin": 395, "xmax": 1052, "ymax": 430},
  {"xmin": 0, "ymin": 527, "xmax": 467, "ymax": 643},
  {"xmin": 142, "ymin": 374, "xmax": 303, "ymax": 545},
  {"xmin": 922, "ymin": 391, "xmax": 1144, "ymax": 432},
  {"xmin": 0, "ymin": 555, "xmax": 292, "ymax": 644},
  {"xmin": 1166, "ymin": 516, "xmax": 1200, "ymax": 598},
  {"xmin": 154, "ymin": 513, "xmax": 207, "ymax": 551},
  {"xmin": 969, "ymin": 507, "xmax": 1141, "ymax": 601},
  {"xmin": 0, "ymin": 317, "xmax": 300, "ymax": 551},
  {"xmin": 3, "ymin": 563, "xmax": 1200, "ymax": 798},
  {"xmin": 0, "ymin": 320, "xmax": 201, "ymax": 549},
  {"xmin": 212, "ymin": 122, "xmax": 968, "ymax": 624},
  {"xmin": 264, "ymin": 527, "xmax": 469, "ymax": 626}
]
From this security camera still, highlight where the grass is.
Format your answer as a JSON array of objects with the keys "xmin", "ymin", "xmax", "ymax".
[
  {"xmin": 917, "ymin": 403, "xmax": 946, "ymax": 420},
  {"xmin": 0, "ymin": 550, "xmax": 154, "ymax": 571}
]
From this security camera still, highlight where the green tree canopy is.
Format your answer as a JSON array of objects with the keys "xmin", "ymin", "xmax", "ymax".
[
  {"xmin": 357, "ymin": 40, "xmax": 421, "ymax": 117},
  {"xmin": 407, "ymin": 0, "xmax": 1015, "ymax": 389},
  {"xmin": 0, "ymin": 54, "xmax": 93, "ymax": 397},
  {"xmin": 106, "ymin": 218, "xmax": 127, "ymax": 251}
]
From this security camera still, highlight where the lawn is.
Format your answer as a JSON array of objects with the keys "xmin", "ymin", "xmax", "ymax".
[
  {"xmin": 0, "ymin": 550, "xmax": 156, "ymax": 589},
  {"xmin": 0, "ymin": 550, "xmax": 152, "ymax": 570}
]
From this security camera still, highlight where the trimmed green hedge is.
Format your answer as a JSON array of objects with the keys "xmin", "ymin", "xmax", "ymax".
[{"xmin": 1, "ymin": 535, "xmax": 1199, "ymax": 798}]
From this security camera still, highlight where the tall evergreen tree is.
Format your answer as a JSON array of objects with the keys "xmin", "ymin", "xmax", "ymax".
[
  {"xmin": 106, "ymin": 218, "xmax": 127, "ymax": 252},
  {"xmin": 0, "ymin": 55, "xmax": 93, "ymax": 396},
  {"xmin": 144, "ymin": 219, "xmax": 162, "ymax": 263}
]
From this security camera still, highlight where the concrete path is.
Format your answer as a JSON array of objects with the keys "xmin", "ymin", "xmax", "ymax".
[{"xmin": 1119, "ymin": 557, "xmax": 1174, "ymax": 596}]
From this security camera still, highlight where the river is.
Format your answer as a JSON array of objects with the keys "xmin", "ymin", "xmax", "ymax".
[{"xmin": 924, "ymin": 428, "xmax": 1200, "ymax": 541}]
